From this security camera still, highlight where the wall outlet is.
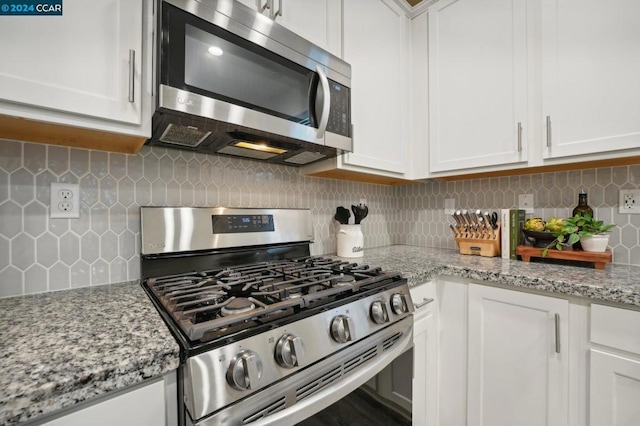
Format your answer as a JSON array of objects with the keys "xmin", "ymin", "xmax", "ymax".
[
  {"xmin": 444, "ymin": 198, "xmax": 456, "ymax": 215},
  {"xmin": 50, "ymin": 183, "xmax": 80, "ymax": 219},
  {"xmin": 518, "ymin": 194, "xmax": 534, "ymax": 214},
  {"xmin": 619, "ymin": 189, "xmax": 640, "ymax": 214}
]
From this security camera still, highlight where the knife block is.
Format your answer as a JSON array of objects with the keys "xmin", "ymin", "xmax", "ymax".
[{"xmin": 454, "ymin": 223, "xmax": 501, "ymax": 257}]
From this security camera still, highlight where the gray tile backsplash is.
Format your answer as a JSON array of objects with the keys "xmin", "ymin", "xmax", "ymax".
[{"xmin": 1, "ymin": 139, "xmax": 639, "ymax": 297}]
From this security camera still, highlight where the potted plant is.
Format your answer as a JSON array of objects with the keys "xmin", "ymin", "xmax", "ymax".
[{"xmin": 542, "ymin": 213, "xmax": 615, "ymax": 256}]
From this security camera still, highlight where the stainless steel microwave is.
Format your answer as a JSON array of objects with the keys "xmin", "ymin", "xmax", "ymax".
[{"xmin": 147, "ymin": 0, "xmax": 352, "ymax": 166}]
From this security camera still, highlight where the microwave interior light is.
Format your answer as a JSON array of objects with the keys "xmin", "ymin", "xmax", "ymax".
[
  {"xmin": 234, "ymin": 141, "xmax": 287, "ymax": 155},
  {"xmin": 208, "ymin": 46, "xmax": 224, "ymax": 56}
]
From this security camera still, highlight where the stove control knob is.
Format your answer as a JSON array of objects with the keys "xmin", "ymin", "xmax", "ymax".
[
  {"xmin": 227, "ymin": 350, "xmax": 263, "ymax": 391},
  {"xmin": 370, "ymin": 300, "xmax": 389, "ymax": 324},
  {"xmin": 275, "ymin": 333, "xmax": 306, "ymax": 369},
  {"xmin": 391, "ymin": 293, "xmax": 409, "ymax": 315},
  {"xmin": 331, "ymin": 315, "xmax": 356, "ymax": 343}
]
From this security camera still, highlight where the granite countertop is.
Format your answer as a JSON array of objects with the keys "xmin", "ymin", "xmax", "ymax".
[
  {"xmin": 2, "ymin": 245, "xmax": 640, "ymax": 425},
  {"xmin": 0, "ymin": 282, "xmax": 180, "ymax": 425},
  {"xmin": 344, "ymin": 245, "xmax": 640, "ymax": 308}
]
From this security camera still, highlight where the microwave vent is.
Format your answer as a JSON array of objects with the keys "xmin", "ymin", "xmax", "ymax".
[
  {"xmin": 159, "ymin": 124, "xmax": 211, "ymax": 147},
  {"xmin": 284, "ymin": 152, "xmax": 327, "ymax": 165}
]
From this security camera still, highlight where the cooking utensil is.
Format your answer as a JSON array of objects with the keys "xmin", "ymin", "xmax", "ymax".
[
  {"xmin": 334, "ymin": 206, "xmax": 351, "ymax": 225},
  {"xmin": 351, "ymin": 204, "xmax": 368, "ymax": 224}
]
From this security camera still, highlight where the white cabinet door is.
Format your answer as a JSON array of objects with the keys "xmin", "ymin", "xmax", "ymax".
[
  {"xmin": 411, "ymin": 281, "xmax": 438, "ymax": 426},
  {"xmin": 42, "ymin": 379, "xmax": 166, "ymax": 426},
  {"xmin": 428, "ymin": 0, "xmax": 528, "ymax": 172},
  {"xmin": 342, "ymin": 0, "xmax": 410, "ymax": 174},
  {"xmin": 590, "ymin": 349, "xmax": 640, "ymax": 426},
  {"xmin": 237, "ymin": 0, "xmax": 341, "ymax": 57},
  {"xmin": 541, "ymin": 0, "xmax": 640, "ymax": 159},
  {"xmin": 467, "ymin": 284, "xmax": 569, "ymax": 426},
  {"xmin": 0, "ymin": 0, "xmax": 143, "ymax": 125}
]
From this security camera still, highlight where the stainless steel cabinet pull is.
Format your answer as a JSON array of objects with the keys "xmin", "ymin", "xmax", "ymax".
[
  {"xmin": 272, "ymin": 0, "xmax": 282, "ymax": 19},
  {"xmin": 414, "ymin": 298, "xmax": 434, "ymax": 309},
  {"xmin": 554, "ymin": 313, "xmax": 560, "ymax": 353},
  {"xmin": 258, "ymin": 0, "xmax": 269, "ymax": 13},
  {"xmin": 517, "ymin": 122, "xmax": 522, "ymax": 152},
  {"xmin": 546, "ymin": 116, "xmax": 552, "ymax": 148},
  {"xmin": 128, "ymin": 49, "xmax": 135, "ymax": 103}
]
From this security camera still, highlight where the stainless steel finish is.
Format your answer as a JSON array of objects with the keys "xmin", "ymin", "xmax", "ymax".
[
  {"xmin": 370, "ymin": 300, "xmax": 389, "ymax": 324},
  {"xmin": 555, "ymin": 313, "xmax": 561, "ymax": 353},
  {"xmin": 258, "ymin": 0, "xmax": 269, "ymax": 13},
  {"xmin": 331, "ymin": 315, "xmax": 355, "ymax": 343},
  {"xmin": 546, "ymin": 115, "xmax": 552, "ymax": 148},
  {"xmin": 270, "ymin": 0, "xmax": 282, "ymax": 19},
  {"xmin": 140, "ymin": 207, "xmax": 313, "ymax": 255},
  {"xmin": 275, "ymin": 333, "xmax": 306, "ymax": 369},
  {"xmin": 414, "ymin": 298, "xmax": 434, "ymax": 309},
  {"xmin": 227, "ymin": 350, "xmax": 263, "ymax": 390},
  {"xmin": 315, "ymin": 65, "xmax": 330, "ymax": 139},
  {"xmin": 164, "ymin": 0, "xmax": 350, "ymax": 85},
  {"xmin": 128, "ymin": 49, "xmax": 135, "ymax": 103},
  {"xmin": 183, "ymin": 284, "xmax": 413, "ymax": 419},
  {"xmin": 158, "ymin": 85, "xmax": 322, "ymax": 146},
  {"xmin": 517, "ymin": 122, "xmax": 522, "ymax": 152},
  {"xmin": 190, "ymin": 316, "xmax": 413, "ymax": 426},
  {"xmin": 390, "ymin": 293, "xmax": 408, "ymax": 315}
]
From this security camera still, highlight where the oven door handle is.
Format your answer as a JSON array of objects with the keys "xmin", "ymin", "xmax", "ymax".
[{"xmin": 251, "ymin": 325, "xmax": 413, "ymax": 426}]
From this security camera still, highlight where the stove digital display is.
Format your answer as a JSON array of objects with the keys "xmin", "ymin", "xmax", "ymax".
[{"xmin": 212, "ymin": 214, "xmax": 274, "ymax": 233}]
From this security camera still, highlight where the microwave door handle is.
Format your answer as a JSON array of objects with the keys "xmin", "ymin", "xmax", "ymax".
[{"xmin": 315, "ymin": 65, "xmax": 330, "ymax": 139}]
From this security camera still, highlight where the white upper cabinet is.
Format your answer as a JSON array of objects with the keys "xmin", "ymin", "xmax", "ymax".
[
  {"xmin": 341, "ymin": 0, "xmax": 410, "ymax": 175},
  {"xmin": 541, "ymin": 0, "xmax": 640, "ymax": 160},
  {"xmin": 238, "ymin": 0, "xmax": 342, "ymax": 57},
  {"xmin": 0, "ymin": 0, "xmax": 143, "ymax": 126},
  {"xmin": 428, "ymin": 0, "xmax": 528, "ymax": 173}
]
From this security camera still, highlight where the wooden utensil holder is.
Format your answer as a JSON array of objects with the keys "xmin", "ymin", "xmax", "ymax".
[{"xmin": 454, "ymin": 224, "xmax": 501, "ymax": 257}]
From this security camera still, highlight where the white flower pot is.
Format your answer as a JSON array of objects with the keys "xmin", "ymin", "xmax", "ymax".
[{"xmin": 579, "ymin": 234, "xmax": 610, "ymax": 252}]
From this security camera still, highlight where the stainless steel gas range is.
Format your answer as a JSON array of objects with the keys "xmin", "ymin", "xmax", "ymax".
[{"xmin": 140, "ymin": 207, "xmax": 413, "ymax": 426}]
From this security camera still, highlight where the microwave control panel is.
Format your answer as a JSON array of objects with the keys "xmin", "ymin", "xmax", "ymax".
[{"xmin": 327, "ymin": 80, "xmax": 351, "ymax": 137}]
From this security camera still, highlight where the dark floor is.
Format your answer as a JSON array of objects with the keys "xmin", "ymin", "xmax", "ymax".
[{"xmin": 296, "ymin": 388, "xmax": 411, "ymax": 426}]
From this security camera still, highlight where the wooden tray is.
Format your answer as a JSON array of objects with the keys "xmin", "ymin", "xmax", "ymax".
[{"xmin": 516, "ymin": 246, "xmax": 612, "ymax": 270}]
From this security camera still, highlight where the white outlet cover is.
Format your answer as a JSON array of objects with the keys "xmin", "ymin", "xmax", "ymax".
[
  {"xmin": 50, "ymin": 182, "xmax": 80, "ymax": 219},
  {"xmin": 619, "ymin": 189, "xmax": 640, "ymax": 214},
  {"xmin": 518, "ymin": 194, "xmax": 534, "ymax": 214},
  {"xmin": 444, "ymin": 198, "xmax": 456, "ymax": 215}
]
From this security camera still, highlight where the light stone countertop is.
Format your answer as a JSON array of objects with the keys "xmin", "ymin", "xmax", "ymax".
[
  {"xmin": 0, "ymin": 282, "xmax": 180, "ymax": 425},
  {"xmin": 3, "ymin": 245, "xmax": 640, "ymax": 425},
  {"xmin": 340, "ymin": 245, "xmax": 640, "ymax": 308}
]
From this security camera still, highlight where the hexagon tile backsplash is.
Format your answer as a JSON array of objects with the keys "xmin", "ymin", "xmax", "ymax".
[{"xmin": 1, "ymin": 139, "xmax": 640, "ymax": 297}]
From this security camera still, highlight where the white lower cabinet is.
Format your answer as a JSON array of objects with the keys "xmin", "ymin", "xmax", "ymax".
[
  {"xmin": 39, "ymin": 373, "xmax": 176, "ymax": 426},
  {"xmin": 467, "ymin": 284, "xmax": 569, "ymax": 426},
  {"xmin": 410, "ymin": 281, "xmax": 437, "ymax": 426},
  {"xmin": 590, "ymin": 303, "xmax": 640, "ymax": 426}
]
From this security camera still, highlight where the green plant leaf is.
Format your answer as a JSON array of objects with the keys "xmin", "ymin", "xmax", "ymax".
[
  {"xmin": 568, "ymin": 233, "xmax": 580, "ymax": 245},
  {"xmin": 542, "ymin": 248, "xmax": 548, "ymax": 257}
]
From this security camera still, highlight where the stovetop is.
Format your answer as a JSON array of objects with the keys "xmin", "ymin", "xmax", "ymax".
[{"xmin": 144, "ymin": 256, "xmax": 402, "ymax": 344}]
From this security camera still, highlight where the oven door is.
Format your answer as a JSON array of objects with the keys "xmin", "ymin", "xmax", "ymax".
[{"xmin": 299, "ymin": 347, "xmax": 413, "ymax": 425}]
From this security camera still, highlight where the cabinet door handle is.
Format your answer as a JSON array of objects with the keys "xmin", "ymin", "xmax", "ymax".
[
  {"xmin": 546, "ymin": 116, "xmax": 552, "ymax": 148},
  {"xmin": 414, "ymin": 298, "xmax": 434, "ymax": 309},
  {"xmin": 270, "ymin": 0, "xmax": 282, "ymax": 19},
  {"xmin": 258, "ymin": 0, "xmax": 269, "ymax": 13},
  {"xmin": 128, "ymin": 49, "xmax": 135, "ymax": 103},
  {"xmin": 554, "ymin": 313, "xmax": 560, "ymax": 353},
  {"xmin": 517, "ymin": 122, "xmax": 523, "ymax": 152}
]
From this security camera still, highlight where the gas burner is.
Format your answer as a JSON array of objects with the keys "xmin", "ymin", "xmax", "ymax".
[
  {"xmin": 333, "ymin": 274, "xmax": 355, "ymax": 285},
  {"xmin": 221, "ymin": 297, "xmax": 256, "ymax": 316}
]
